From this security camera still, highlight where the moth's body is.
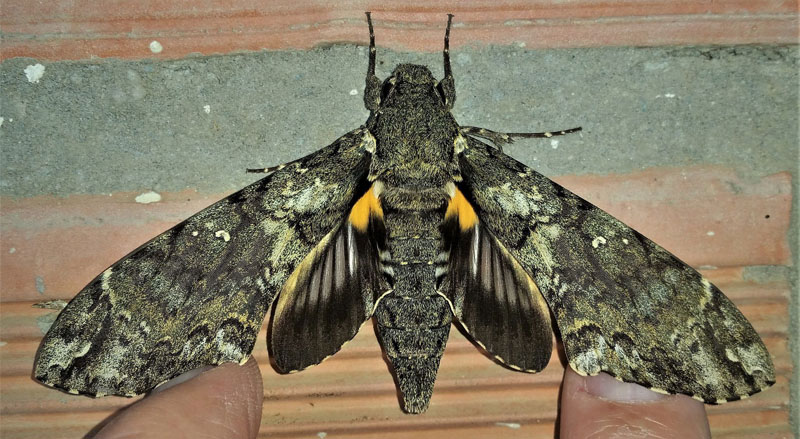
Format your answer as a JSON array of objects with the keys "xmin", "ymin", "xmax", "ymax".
[
  {"xmin": 362, "ymin": 63, "xmax": 465, "ymax": 412},
  {"xmin": 34, "ymin": 12, "xmax": 774, "ymax": 418}
]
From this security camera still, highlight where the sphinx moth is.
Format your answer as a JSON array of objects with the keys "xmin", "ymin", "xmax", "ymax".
[{"xmin": 34, "ymin": 13, "xmax": 774, "ymax": 414}]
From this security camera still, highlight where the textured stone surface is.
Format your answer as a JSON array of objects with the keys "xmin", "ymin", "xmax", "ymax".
[{"xmin": 0, "ymin": 46, "xmax": 796, "ymax": 197}]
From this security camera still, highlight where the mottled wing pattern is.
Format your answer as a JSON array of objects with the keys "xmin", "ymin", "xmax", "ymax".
[
  {"xmin": 272, "ymin": 185, "xmax": 389, "ymax": 372},
  {"xmin": 34, "ymin": 129, "xmax": 373, "ymax": 397},
  {"xmin": 438, "ymin": 190, "xmax": 553, "ymax": 372},
  {"xmin": 459, "ymin": 138, "xmax": 775, "ymax": 403}
]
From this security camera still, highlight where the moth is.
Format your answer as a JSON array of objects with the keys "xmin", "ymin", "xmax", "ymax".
[{"xmin": 34, "ymin": 13, "xmax": 774, "ymax": 414}]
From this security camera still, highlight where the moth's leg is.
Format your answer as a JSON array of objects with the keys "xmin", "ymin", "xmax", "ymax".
[
  {"xmin": 364, "ymin": 12, "xmax": 381, "ymax": 112},
  {"xmin": 247, "ymin": 128, "xmax": 374, "ymax": 174},
  {"xmin": 460, "ymin": 126, "xmax": 582, "ymax": 151},
  {"xmin": 246, "ymin": 163, "xmax": 292, "ymax": 174},
  {"xmin": 438, "ymin": 14, "xmax": 456, "ymax": 109},
  {"xmin": 246, "ymin": 156, "xmax": 308, "ymax": 174}
]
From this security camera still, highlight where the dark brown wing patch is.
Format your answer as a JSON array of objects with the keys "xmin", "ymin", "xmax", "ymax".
[
  {"xmin": 438, "ymin": 188, "xmax": 553, "ymax": 372},
  {"xmin": 271, "ymin": 184, "xmax": 390, "ymax": 372}
]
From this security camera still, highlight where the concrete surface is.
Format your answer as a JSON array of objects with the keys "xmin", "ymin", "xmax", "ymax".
[{"xmin": 1, "ymin": 45, "xmax": 796, "ymax": 196}]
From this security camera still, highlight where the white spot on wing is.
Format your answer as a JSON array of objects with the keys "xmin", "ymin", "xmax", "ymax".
[
  {"xmin": 591, "ymin": 236, "xmax": 607, "ymax": 248},
  {"xmin": 101, "ymin": 268, "xmax": 113, "ymax": 291},
  {"xmin": 571, "ymin": 335, "xmax": 606, "ymax": 375},
  {"xmin": 73, "ymin": 342, "xmax": 91, "ymax": 358},
  {"xmin": 649, "ymin": 387, "xmax": 670, "ymax": 395},
  {"xmin": 454, "ymin": 134, "xmax": 468, "ymax": 154},
  {"xmin": 215, "ymin": 230, "xmax": 231, "ymax": 242},
  {"xmin": 215, "ymin": 328, "xmax": 244, "ymax": 360},
  {"xmin": 726, "ymin": 344, "xmax": 769, "ymax": 375},
  {"xmin": 699, "ymin": 277, "xmax": 714, "ymax": 308}
]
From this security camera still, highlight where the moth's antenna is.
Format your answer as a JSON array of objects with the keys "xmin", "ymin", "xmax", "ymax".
[
  {"xmin": 364, "ymin": 12, "xmax": 381, "ymax": 112},
  {"xmin": 366, "ymin": 12, "xmax": 376, "ymax": 78},
  {"xmin": 443, "ymin": 14, "xmax": 453, "ymax": 81},
  {"xmin": 439, "ymin": 14, "xmax": 456, "ymax": 109}
]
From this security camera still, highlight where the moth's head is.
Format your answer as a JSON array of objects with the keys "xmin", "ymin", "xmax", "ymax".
[
  {"xmin": 377, "ymin": 64, "xmax": 449, "ymax": 106},
  {"xmin": 390, "ymin": 64, "xmax": 436, "ymax": 86},
  {"xmin": 363, "ymin": 13, "xmax": 457, "ymax": 112}
]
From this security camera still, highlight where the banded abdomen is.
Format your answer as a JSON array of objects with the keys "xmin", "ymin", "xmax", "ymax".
[{"xmin": 374, "ymin": 203, "xmax": 453, "ymax": 414}]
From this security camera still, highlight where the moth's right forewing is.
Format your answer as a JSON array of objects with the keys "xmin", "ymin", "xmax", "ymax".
[
  {"xmin": 459, "ymin": 138, "xmax": 775, "ymax": 403},
  {"xmin": 34, "ymin": 129, "xmax": 372, "ymax": 397}
]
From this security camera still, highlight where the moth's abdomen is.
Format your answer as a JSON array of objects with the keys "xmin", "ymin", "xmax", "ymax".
[{"xmin": 374, "ymin": 209, "xmax": 453, "ymax": 413}]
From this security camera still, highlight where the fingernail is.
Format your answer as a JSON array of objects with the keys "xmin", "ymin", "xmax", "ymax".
[
  {"xmin": 584, "ymin": 372, "xmax": 667, "ymax": 402},
  {"xmin": 151, "ymin": 366, "xmax": 215, "ymax": 394}
]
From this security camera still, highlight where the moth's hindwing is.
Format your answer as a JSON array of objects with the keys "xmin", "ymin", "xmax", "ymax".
[
  {"xmin": 459, "ymin": 137, "xmax": 775, "ymax": 402},
  {"xmin": 34, "ymin": 129, "xmax": 372, "ymax": 397},
  {"xmin": 271, "ymin": 184, "xmax": 389, "ymax": 372},
  {"xmin": 439, "ymin": 188, "xmax": 553, "ymax": 372}
]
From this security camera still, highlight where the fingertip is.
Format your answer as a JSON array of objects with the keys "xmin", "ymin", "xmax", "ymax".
[
  {"xmin": 96, "ymin": 357, "xmax": 263, "ymax": 439},
  {"xmin": 559, "ymin": 367, "xmax": 710, "ymax": 439}
]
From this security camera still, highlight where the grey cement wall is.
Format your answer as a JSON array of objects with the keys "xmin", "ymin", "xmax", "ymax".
[
  {"xmin": 1, "ymin": 44, "xmax": 798, "ymax": 431},
  {"xmin": 1, "ymin": 46, "xmax": 796, "ymax": 196}
]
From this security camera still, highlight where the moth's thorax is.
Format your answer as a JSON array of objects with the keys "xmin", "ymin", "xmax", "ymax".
[{"xmin": 366, "ymin": 64, "xmax": 463, "ymax": 202}]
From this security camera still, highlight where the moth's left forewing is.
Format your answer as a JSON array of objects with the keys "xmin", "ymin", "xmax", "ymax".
[
  {"xmin": 34, "ymin": 128, "xmax": 373, "ymax": 397},
  {"xmin": 459, "ymin": 138, "xmax": 775, "ymax": 403}
]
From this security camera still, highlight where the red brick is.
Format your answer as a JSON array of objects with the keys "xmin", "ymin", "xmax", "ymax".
[
  {"xmin": 2, "ymin": 1, "xmax": 797, "ymax": 60},
  {"xmin": 0, "ymin": 308, "xmax": 792, "ymax": 438},
  {"xmin": 1, "ymin": 167, "xmax": 791, "ymax": 302}
]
